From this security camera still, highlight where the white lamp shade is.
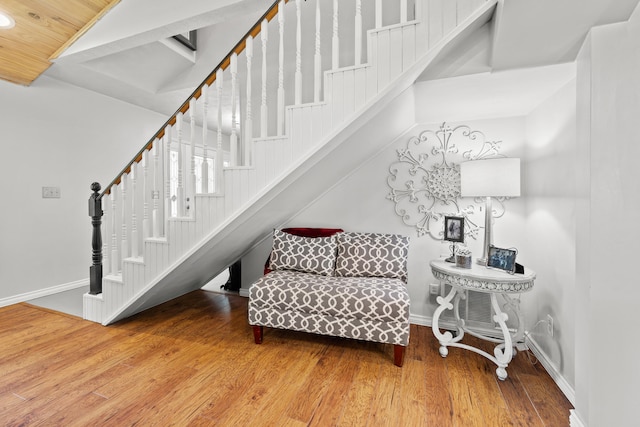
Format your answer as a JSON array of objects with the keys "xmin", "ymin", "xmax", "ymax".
[{"xmin": 460, "ymin": 158, "xmax": 520, "ymax": 197}]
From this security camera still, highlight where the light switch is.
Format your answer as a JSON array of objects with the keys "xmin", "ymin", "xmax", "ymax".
[{"xmin": 42, "ymin": 186, "xmax": 61, "ymax": 198}]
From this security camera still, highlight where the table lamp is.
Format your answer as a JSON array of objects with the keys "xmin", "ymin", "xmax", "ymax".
[{"xmin": 460, "ymin": 158, "xmax": 520, "ymax": 265}]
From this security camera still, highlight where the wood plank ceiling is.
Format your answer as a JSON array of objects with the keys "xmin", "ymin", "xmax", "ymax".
[{"xmin": 0, "ymin": 0, "xmax": 120, "ymax": 86}]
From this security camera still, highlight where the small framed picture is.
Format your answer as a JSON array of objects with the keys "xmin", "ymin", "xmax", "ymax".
[
  {"xmin": 444, "ymin": 216, "xmax": 464, "ymax": 243},
  {"xmin": 487, "ymin": 245, "xmax": 518, "ymax": 274}
]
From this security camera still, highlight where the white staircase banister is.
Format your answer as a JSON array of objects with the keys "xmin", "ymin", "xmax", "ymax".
[{"xmin": 85, "ymin": 0, "xmax": 498, "ymax": 324}]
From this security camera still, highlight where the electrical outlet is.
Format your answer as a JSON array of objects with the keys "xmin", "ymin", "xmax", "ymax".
[
  {"xmin": 42, "ymin": 186, "xmax": 61, "ymax": 198},
  {"xmin": 429, "ymin": 283, "xmax": 440, "ymax": 295},
  {"xmin": 547, "ymin": 314, "xmax": 554, "ymax": 337}
]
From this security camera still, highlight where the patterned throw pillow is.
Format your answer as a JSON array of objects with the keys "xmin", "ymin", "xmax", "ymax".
[
  {"xmin": 269, "ymin": 229, "xmax": 338, "ymax": 276},
  {"xmin": 335, "ymin": 232, "xmax": 410, "ymax": 282}
]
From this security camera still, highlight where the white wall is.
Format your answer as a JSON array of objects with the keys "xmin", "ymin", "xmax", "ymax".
[
  {"xmin": 238, "ymin": 64, "xmax": 580, "ymax": 409},
  {"xmin": 574, "ymin": 4, "xmax": 640, "ymax": 425},
  {"xmin": 523, "ymin": 77, "xmax": 577, "ymax": 391},
  {"xmin": 0, "ymin": 76, "xmax": 166, "ymax": 302},
  {"xmin": 280, "ymin": 116, "xmax": 527, "ymax": 323}
]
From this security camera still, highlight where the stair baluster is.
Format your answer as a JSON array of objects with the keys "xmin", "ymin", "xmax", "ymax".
[
  {"xmin": 142, "ymin": 149, "xmax": 150, "ymax": 240},
  {"xmin": 102, "ymin": 194, "xmax": 110, "ymax": 276},
  {"xmin": 176, "ymin": 113, "xmax": 185, "ymax": 217},
  {"xmin": 314, "ymin": 0, "xmax": 321, "ymax": 103},
  {"xmin": 201, "ymin": 85, "xmax": 210, "ymax": 193},
  {"xmin": 332, "ymin": 0, "xmax": 339, "ymax": 70},
  {"xmin": 245, "ymin": 37, "xmax": 254, "ymax": 165},
  {"xmin": 110, "ymin": 187, "xmax": 118, "ymax": 274},
  {"xmin": 164, "ymin": 125, "xmax": 172, "ymax": 233},
  {"xmin": 120, "ymin": 173, "xmax": 128, "ymax": 261},
  {"xmin": 131, "ymin": 164, "xmax": 139, "ymax": 258},
  {"xmin": 152, "ymin": 139, "xmax": 161, "ymax": 237},
  {"xmin": 295, "ymin": 0, "xmax": 302, "ymax": 105},
  {"xmin": 260, "ymin": 19, "xmax": 269, "ymax": 138},
  {"xmin": 189, "ymin": 98, "xmax": 197, "ymax": 211},
  {"xmin": 277, "ymin": 1, "xmax": 285, "ymax": 136},
  {"xmin": 355, "ymin": 0, "xmax": 362, "ymax": 66},
  {"xmin": 401, "ymin": 0, "xmax": 408, "ymax": 23},
  {"xmin": 230, "ymin": 54, "xmax": 239, "ymax": 166},
  {"xmin": 215, "ymin": 68, "xmax": 224, "ymax": 193}
]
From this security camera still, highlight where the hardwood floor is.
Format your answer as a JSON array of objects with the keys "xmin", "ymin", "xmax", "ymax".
[{"xmin": 0, "ymin": 291, "xmax": 573, "ymax": 426}]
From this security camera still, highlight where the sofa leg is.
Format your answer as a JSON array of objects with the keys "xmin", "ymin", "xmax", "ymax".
[
  {"xmin": 252, "ymin": 325, "xmax": 263, "ymax": 344},
  {"xmin": 394, "ymin": 345, "xmax": 404, "ymax": 367}
]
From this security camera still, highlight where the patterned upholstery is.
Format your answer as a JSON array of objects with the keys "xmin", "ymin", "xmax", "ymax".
[
  {"xmin": 249, "ymin": 231, "xmax": 411, "ymax": 352},
  {"xmin": 335, "ymin": 232, "xmax": 409, "ymax": 283},
  {"xmin": 248, "ymin": 270, "xmax": 410, "ymax": 346},
  {"xmin": 269, "ymin": 229, "xmax": 338, "ymax": 276}
]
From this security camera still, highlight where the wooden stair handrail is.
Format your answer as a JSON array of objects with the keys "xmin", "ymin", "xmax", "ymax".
[{"xmin": 100, "ymin": 0, "xmax": 289, "ymax": 198}]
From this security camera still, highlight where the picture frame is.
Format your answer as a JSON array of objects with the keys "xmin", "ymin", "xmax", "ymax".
[
  {"xmin": 443, "ymin": 216, "xmax": 465, "ymax": 243},
  {"xmin": 487, "ymin": 245, "xmax": 518, "ymax": 274}
]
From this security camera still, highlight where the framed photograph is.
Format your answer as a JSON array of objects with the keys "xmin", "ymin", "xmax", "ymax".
[
  {"xmin": 444, "ymin": 216, "xmax": 464, "ymax": 243},
  {"xmin": 487, "ymin": 245, "xmax": 518, "ymax": 274}
]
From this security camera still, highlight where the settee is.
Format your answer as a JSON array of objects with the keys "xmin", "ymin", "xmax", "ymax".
[{"xmin": 248, "ymin": 228, "xmax": 411, "ymax": 366}]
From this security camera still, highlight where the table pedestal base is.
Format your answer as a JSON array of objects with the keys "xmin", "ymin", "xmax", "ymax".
[{"xmin": 432, "ymin": 286, "xmax": 522, "ymax": 381}]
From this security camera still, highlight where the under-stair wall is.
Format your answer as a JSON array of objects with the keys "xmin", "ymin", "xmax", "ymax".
[{"xmin": 84, "ymin": 0, "xmax": 495, "ymax": 325}]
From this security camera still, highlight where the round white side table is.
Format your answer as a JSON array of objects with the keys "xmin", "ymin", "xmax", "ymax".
[{"xmin": 430, "ymin": 259, "xmax": 536, "ymax": 380}]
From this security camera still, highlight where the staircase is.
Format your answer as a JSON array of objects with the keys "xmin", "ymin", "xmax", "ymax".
[{"xmin": 84, "ymin": 0, "xmax": 498, "ymax": 325}]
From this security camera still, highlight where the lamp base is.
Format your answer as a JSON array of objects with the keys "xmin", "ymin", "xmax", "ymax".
[{"xmin": 476, "ymin": 257, "xmax": 487, "ymax": 266}]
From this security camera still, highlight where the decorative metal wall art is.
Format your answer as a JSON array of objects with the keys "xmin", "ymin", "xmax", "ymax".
[{"xmin": 386, "ymin": 122, "xmax": 508, "ymax": 240}]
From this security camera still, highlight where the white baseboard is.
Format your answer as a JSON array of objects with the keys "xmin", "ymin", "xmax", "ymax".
[
  {"xmin": 0, "ymin": 278, "xmax": 89, "ymax": 308},
  {"xmin": 409, "ymin": 313, "xmax": 430, "ymax": 326},
  {"xmin": 525, "ymin": 335, "xmax": 575, "ymax": 406},
  {"xmin": 239, "ymin": 288, "xmax": 250, "ymax": 298},
  {"xmin": 409, "ymin": 313, "xmax": 576, "ymax": 408},
  {"xmin": 570, "ymin": 409, "xmax": 586, "ymax": 427}
]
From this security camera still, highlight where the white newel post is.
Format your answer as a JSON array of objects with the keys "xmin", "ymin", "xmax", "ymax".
[
  {"xmin": 120, "ymin": 173, "xmax": 128, "ymax": 262},
  {"xmin": 216, "ymin": 68, "xmax": 224, "ymax": 193},
  {"xmin": 130, "ymin": 163, "xmax": 139, "ymax": 258},
  {"xmin": 189, "ymin": 98, "xmax": 196, "ymax": 214},
  {"xmin": 176, "ymin": 112, "xmax": 185, "ymax": 217},
  {"xmin": 201, "ymin": 84, "xmax": 210, "ymax": 194},
  {"xmin": 314, "ymin": 0, "xmax": 322, "ymax": 103},
  {"xmin": 277, "ymin": 1, "xmax": 285, "ymax": 136},
  {"xmin": 111, "ymin": 188, "xmax": 118, "ymax": 274},
  {"xmin": 142, "ymin": 149, "xmax": 150, "ymax": 241},
  {"xmin": 375, "ymin": 0, "xmax": 382, "ymax": 29},
  {"xmin": 295, "ymin": 0, "xmax": 302, "ymax": 105},
  {"xmin": 332, "ymin": 0, "xmax": 339, "ymax": 70},
  {"xmin": 152, "ymin": 139, "xmax": 161, "ymax": 238},
  {"xmin": 230, "ymin": 54, "xmax": 238, "ymax": 166},
  {"xmin": 355, "ymin": 0, "xmax": 362, "ymax": 66},
  {"xmin": 245, "ymin": 36, "xmax": 254, "ymax": 165},
  {"xmin": 261, "ymin": 19, "xmax": 269, "ymax": 138}
]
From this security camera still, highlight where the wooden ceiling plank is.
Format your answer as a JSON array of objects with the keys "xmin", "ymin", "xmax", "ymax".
[
  {"xmin": 0, "ymin": 0, "xmax": 120, "ymax": 85},
  {"xmin": 50, "ymin": 0, "xmax": 121, "ymax": 60}
]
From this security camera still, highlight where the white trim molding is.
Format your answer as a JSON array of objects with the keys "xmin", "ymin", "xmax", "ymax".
[
  {"xmin": 0, "ymin": 279, "xmax": 89, "ymax": 308},
  {"xmin": 410, "ymin": 312, "xmax": 576, "ymax": 408},
  {"xmin": 525, "ymin": 335, "xmax": 576, "ymax": 406},
  {"xmin": 570, "ymin": 409, "xmax": 586, "ymax": 427}
]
